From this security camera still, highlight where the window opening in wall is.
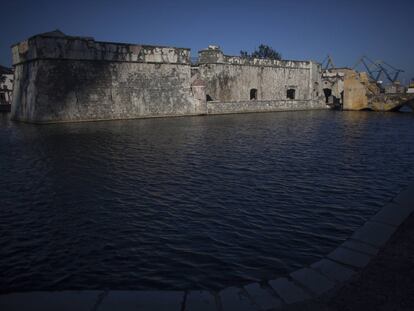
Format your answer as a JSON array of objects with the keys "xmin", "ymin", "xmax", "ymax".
[
  {"xmin": 314, "ymin": 82, "xmax": 319, "ymax": 98},
  {"xmin": 250, "ymin": 89, "xmax": 257, "ymax": 100},
  {"xmin": 206, "ymin": 94, "xmax": 213, "ymax": 101},
  {"xmin": 286, "ymin": 89, "xmax": 296, "ymax": 100}
]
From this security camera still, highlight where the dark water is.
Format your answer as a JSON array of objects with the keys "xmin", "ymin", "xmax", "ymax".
[{"xmin": 1, "ymin": 110, "xmax": 414, "ymax": 293}]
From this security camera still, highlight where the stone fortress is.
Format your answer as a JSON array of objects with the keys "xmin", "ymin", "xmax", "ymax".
[
  {"xmin": 10, "ymin": 30, "xmax": 413, "ymax": 123},
  {"xmin": 10, "ymin": 31, "xmax": 327, "ymax": 123}
]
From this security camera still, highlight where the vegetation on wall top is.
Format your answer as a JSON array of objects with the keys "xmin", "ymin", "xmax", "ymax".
[{"xmin": 240, "ymin": 44, "xmax": 282, "ymax": 60}]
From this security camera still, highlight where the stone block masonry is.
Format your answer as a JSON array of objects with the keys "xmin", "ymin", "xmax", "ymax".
[
  {"xmin": 207, "ymin": 100, "xmax": 326, "ymax": 115},
  {"xmin": 11, "ymin": 31, "xmax": 328, "ymax": 123},
  {"xmin": 11, "ymin": 31, "xmax": 204, "ymax": 123},
  {"xmin": 196, "ymin": 46, "xmax": 326, "ymax": 106}
]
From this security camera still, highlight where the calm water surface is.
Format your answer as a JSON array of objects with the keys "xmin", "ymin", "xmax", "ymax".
[{"xmin": 1, "ymin": 110, "xmax": 414, "ymax": 293}]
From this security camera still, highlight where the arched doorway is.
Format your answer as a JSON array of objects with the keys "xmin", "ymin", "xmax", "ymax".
[{"xmin": 323, "ymin": 88, "xmax": 332, "ymax": 103}]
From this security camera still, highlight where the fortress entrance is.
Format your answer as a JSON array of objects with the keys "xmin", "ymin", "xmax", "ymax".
[{"xmin": 323, "ymin": 88, "xmax": 332, "ymax": 103}]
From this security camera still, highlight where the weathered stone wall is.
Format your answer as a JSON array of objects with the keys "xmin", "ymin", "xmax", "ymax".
[
  {"xmin": 343, "ymin": 72, "xmax": 368, "ymax": 110},
  {"xmin": 196, "ymin": 47, "xmax": 324, "ymax": 107},
  {"xmin": 11, "ymin": 31, "xmax": 204, "ymax": 123},
  {"xmin": 12, "ymin": 60, "xmax": 204, "ymax": 122},
  {"xmin": 12, "ymin": 32, "xmax": 191, "ymax": 65},
  {"xmin": 322, "ymin": 69, "xmax": 345, "ymax": 104}
]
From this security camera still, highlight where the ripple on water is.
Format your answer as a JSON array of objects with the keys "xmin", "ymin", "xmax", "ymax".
[{"xmin": 0, "ymin": 110, "xmax": 414, "ymax": 292}]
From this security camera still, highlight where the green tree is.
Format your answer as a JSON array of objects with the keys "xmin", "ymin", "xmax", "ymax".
[
  {"xmin": 240, "ymin": 50, "xmax": 250, "ymax": 59},
  {"xmin": 240, "ymin": 44, "xmax": 282, "ymax": 60}
]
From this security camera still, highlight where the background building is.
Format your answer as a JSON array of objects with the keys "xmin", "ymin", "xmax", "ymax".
[{"xmin": 0, "ymin": 65, "xmax": 13, "ymax": 111}]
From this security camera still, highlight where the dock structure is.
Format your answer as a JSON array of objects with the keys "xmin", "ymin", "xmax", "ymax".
[{"xmin": 322, "ymin": 67, "xmax": 414, "ymax": 112}]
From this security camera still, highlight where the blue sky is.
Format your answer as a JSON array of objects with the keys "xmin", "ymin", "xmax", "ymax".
[{"xmin": 1, "ymin": 0, "xmax": 413, "ymax": 83}]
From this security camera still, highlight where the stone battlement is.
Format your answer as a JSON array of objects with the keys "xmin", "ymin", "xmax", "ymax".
[
  {"xmin": 12, "ymin": 30, "xmax": 190, "ymax": 66},
  {"xmin": 198, "ymin": 46, "xmax": 311, "ymax": 68}
]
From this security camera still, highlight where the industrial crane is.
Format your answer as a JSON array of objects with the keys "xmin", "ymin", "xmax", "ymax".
[
  {"xmin": 321, "ymin": 55, "xmax": 337, "ymax": 71},
  {"xmin": 352, "ymin": 56, "xmax": 404, "ymax": 83}
]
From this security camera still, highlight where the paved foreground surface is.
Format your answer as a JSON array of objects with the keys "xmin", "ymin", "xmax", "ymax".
[
  {"xmin": 284, "ymin": 208, "xmax": 414, "ymax": 311},
  {"xmin": 330, "ymin": 208, "xmax": 414, "ymax": 310}
]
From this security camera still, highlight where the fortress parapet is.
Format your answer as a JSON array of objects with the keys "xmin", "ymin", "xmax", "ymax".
[
  {"xmin": 198, "ymin": 46, "xmax": 311, "ymax": 68},
  {"xmin": 12, "ymin": 30, "xmax": 190, "ymax": 65}
]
